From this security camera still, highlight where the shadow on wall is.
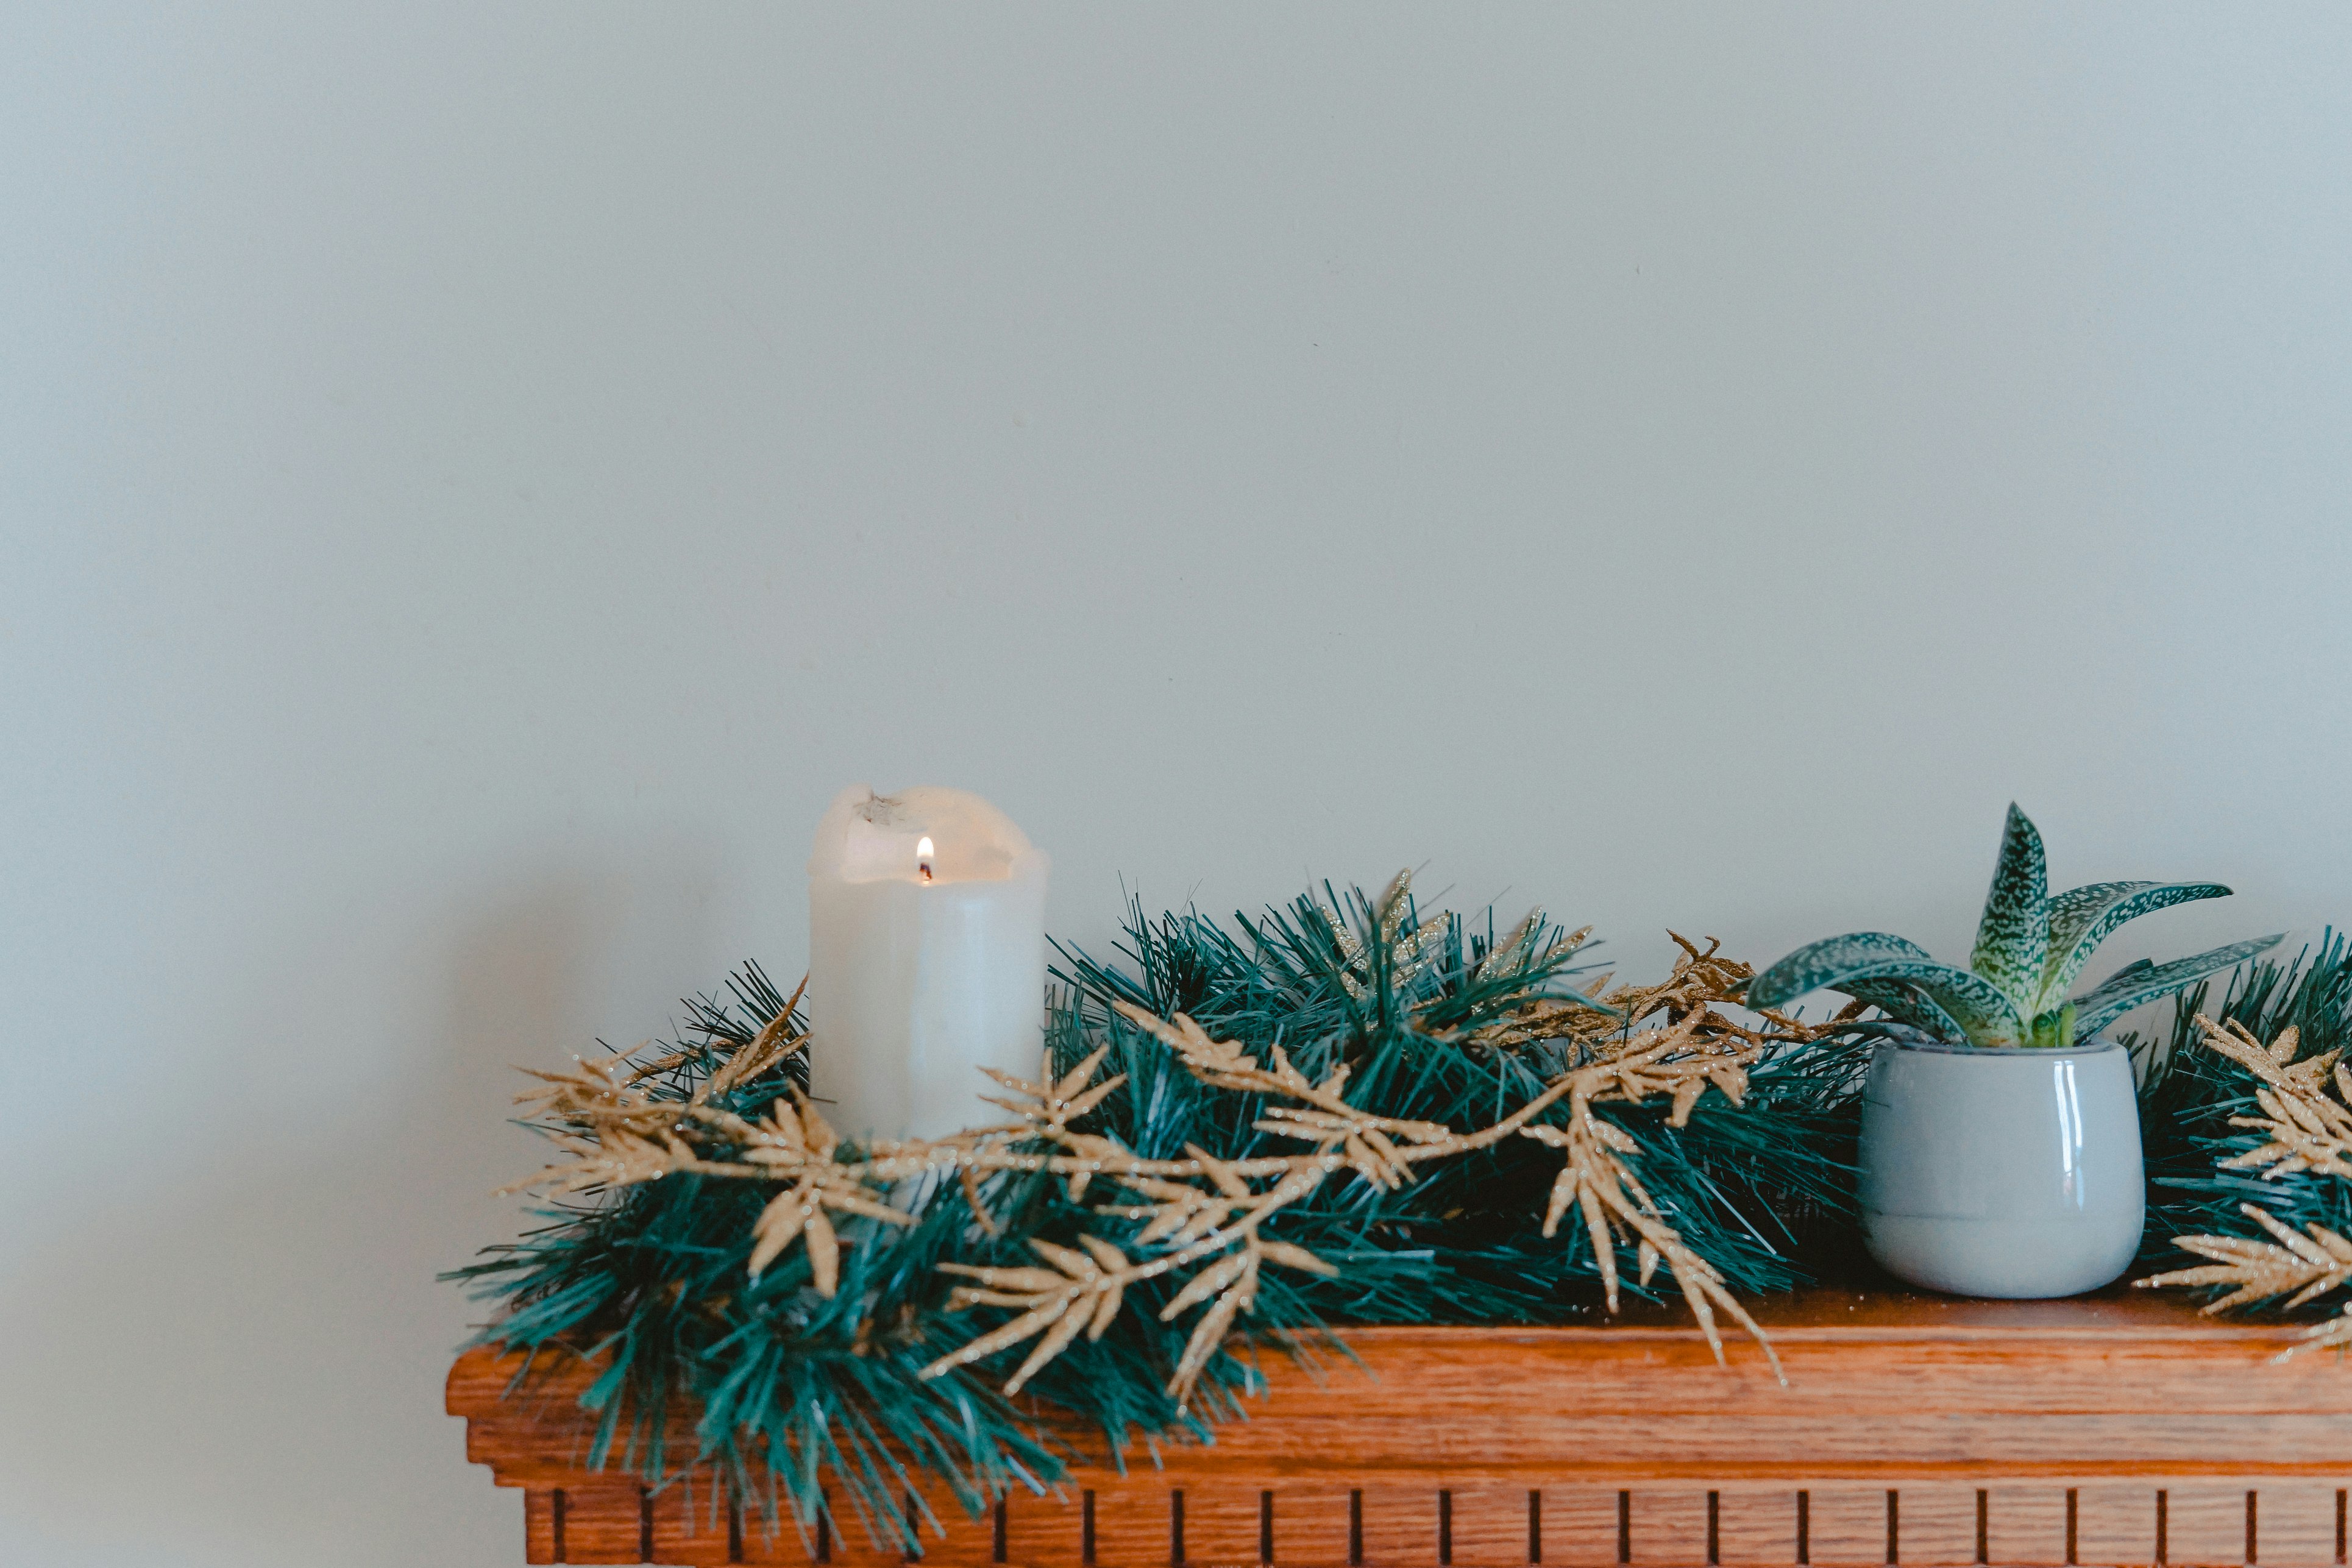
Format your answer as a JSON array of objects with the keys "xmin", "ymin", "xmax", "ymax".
[{"xmin": 0, "ymin": 854, "xmax": 730, "ymax": 1568}]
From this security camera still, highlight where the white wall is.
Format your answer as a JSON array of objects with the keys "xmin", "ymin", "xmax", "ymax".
[{"xmin": 5, "ymin": 7, "xmax": 2350, "ymax": 1564}]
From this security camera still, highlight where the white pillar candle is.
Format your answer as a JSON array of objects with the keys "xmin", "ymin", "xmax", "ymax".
[{"xmin": 806, "ymin": 784, "xmax": 1050, "ymax": 1142}]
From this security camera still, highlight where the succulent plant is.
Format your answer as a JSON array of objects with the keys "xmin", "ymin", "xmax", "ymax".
[{"xmin": 1747, "ymin": 804, "xmax": 2281, "ymax": 1049}]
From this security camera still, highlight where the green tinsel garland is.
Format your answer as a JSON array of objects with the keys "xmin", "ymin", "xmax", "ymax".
[
  {"xmin": 2138, "ymin": 933, "xmax": 2352, "ymax": 1248},
  {"xmin": 448, "ymin": 881, "xmax": 1871, "ymax": 1552},
  {"xmin": 2133, "ymin": 934, "xmax": 2352, "ymax": 1333}
]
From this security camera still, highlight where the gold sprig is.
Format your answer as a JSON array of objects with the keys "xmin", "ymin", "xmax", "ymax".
[
  {"xmin": 741, "ymin": 1094, "xmax": 913, "ymax": 1291},
  {"xmin": 1320, "ymin": 870, "xmax": 1453, "ymax": 1004},
  {"xmin": 1458, "ymin": 931, "xmax": 1819, "ymax": 1065},
  {"xmin": 2284, "ymin": 1302, "xmax": 2352, "ymax": 1360},
  {"xmin": 2189, "ymin": 1018, "xmax": 2352, "ymax": 1181},
  {"xmin": 910, "ymin": 934, "xmax": 1800, "ymax": 1399},
  {"xmin": 503, "ymin": 982, "xmax": 813, "ymax": 1187},
  {"xmin": 498, "ymin": 1055, "xmax": 707, "ymax": 1195},
  {"xmin": 710, "ymin": 979, "xmax": 811, "ymax": 1098},
  {"xmin": 1115, "ymin": 1006, "xmax": 1463, "ymax": 1189},
  {"xmin": 2140, "ymin": 1202, "xmax": 2352, "ymax": 1314},
  {"xmin": 1521, "ymin": 1006, "xmax": 1780, "ymax": 1381},
  {"xmin": 921, "ymin": 1147, "xmax": 1340, "ymax": 1405},
  {"xmin": 2139, "ymin": 1015, "xmax": 2352, "ymax": 1355}
]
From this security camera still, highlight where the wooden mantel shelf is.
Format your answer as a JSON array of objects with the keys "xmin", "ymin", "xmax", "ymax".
[{"xmin": 448, "ymin": 1287, "xmax": 2352, "ymax": 1567}]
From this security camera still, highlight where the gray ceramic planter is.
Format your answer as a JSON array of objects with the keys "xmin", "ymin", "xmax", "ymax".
[{"xmin": 1858, "ymin": 1037, "xmax": 2144, "ymax": 1298}]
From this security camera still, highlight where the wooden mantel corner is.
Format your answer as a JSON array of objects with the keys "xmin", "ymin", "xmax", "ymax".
[{"xmin": 449, "ymin": 1287, "xmax": 2352, "ymax": 1567}]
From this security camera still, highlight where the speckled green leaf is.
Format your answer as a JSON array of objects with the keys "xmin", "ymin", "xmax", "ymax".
[
  {"xmin": 1839, "ymin": 977, "xmax": 1968, "ymax": 1043},
  {"xmin": 1749, "ymin": 931, "xmax": 1936, "ymax": 1009},
  {"xmin": 1859, "ymin": 963, "xmax": 2025, "ymax": 1046},
  {"xmin": 1748, "ymin": 932, "xmax": 2024, "ymax": 1045},
  {"xmin": 1969, "ymin": 804, "xmax": 2048, "ymax": 1019},
  {"xmin": 2070, "ymin": 935, "xmax": 2284, "ymax": 1038},
  {"xmin": 2034, "ymin": 880, "xmax": 2233, "ymax": 1016}
]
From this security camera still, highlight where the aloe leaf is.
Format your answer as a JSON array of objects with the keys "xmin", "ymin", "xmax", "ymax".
[
  {"xmin": 1969, "ymin": 804, "xmax": 2048, "ymax": 1018},
  {"xmin": 1748, "ymin": 932, "xmax": 2023, "ymax": 1045},
  {"xmin": 2069, "ymin": 935, "xmax": 2285, "ymax": 1038},
  {"xmin": 1869, "ymin": 963, "xmax": 2026, "ymax": 1046},
  {"xmin": 1749, "ymin": 932, "xmax": 1935, "ymax": 1009},
  {"xmin": 1839, "ymin": 977, "xmax": 1967, "ymax": 1043},
  {"xmin": 2094, "ymin": 957, "xmax": 2154, "ymax": 990},
  {"xmin": 2033, "ymin": 880, "xmax": 2233, "ymax": 1016}
]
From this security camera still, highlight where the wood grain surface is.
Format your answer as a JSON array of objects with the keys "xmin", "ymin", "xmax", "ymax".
[{"xmin": 447, "ymin": 1286, "xmax": 2352, "ymax": 1567}]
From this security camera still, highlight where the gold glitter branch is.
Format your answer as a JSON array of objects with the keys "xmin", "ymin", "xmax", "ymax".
[{"xmin": 908, "ymin": 932, "xmax": 1816, "ymax": 1401}]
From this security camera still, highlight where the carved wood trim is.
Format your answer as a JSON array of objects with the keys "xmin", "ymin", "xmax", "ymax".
[{"xmin": 449, "ymin": 1288, "xmax": 2352, "ymax": 1566}]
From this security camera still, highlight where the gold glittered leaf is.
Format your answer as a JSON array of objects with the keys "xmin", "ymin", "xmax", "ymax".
[
  {"xmin": 1003, "ymin": 1298, "xmax": 1092, "ymax": 1397},
  {"xmin": 804, "ymin": 1207, "xmax": 839, "ymax": 1297},
  {"xmin": 748, "ymin": 1182, "xmax": 814, "ymax": 1278},
  {"xmin": 1258, "ymin": 1240, "xmax": 1338, "ymax": 1276},
  {"xmin": 1086, "ymin": 1283, "xmax": 1125, "ymax": 1339},
  {"xmin": 1078, "ymin": 1234, "xmax": 1129, "ymax": 1272},
  {"xmin": 1160, "ymin": 1249, "xmax": 1252, "ymax": 1321}
]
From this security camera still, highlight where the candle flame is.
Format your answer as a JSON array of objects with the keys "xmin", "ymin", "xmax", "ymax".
[{"xmin": 916, "ymin": 835, "xmax": 934, "ymax": 883}]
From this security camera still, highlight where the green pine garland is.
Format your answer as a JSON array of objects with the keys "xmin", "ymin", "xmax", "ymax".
[
  {"xmin": 449, "ymin": 881, "xmax": 1870, "ymax": 1552},
  {"xmin": 2137, "ymin": 933, "xmax": 2352, "ymax": 1251},
  {"xmin": 2133, "ymin": 934, "xmax": 2352, "ymax": 1336}
]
